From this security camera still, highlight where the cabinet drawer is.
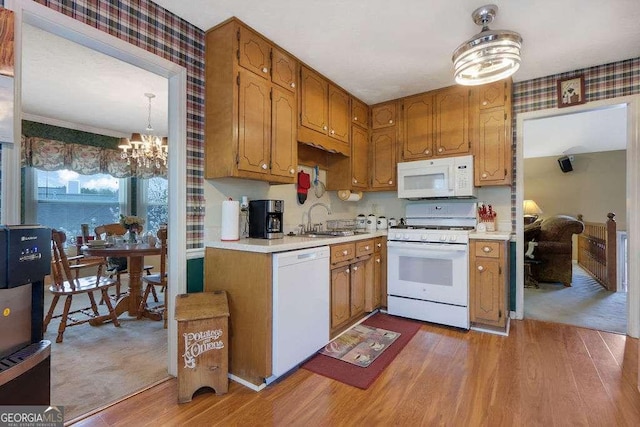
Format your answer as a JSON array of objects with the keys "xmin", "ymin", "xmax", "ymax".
[
  {"xmin": 474, "ymin": 241, "xmax": 500, "ymax": 258},
  {"xmin": 331, "ymin": 243, "xmax": 356, "ymax": 264},
  {"xmin": 355, "ymin": 239, "xmax": 374, "ymax": 257}
]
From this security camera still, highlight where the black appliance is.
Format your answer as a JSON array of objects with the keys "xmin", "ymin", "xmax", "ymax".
[
  {"xmin": 249, "ymin": 200, "xmax": 284, "ymax": 239},
  {"xmin": 0, "ymin": 225, "xmax": 52, "ymax": 405}
]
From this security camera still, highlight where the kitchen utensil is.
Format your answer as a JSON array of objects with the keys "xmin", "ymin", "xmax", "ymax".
[
  {"xmin": 297, "ymin": 171, "xmax": 311, "ymax": 204},
  {"xmin": 313, "ymin": 165, "xmax": 326, "ymax": 198}
]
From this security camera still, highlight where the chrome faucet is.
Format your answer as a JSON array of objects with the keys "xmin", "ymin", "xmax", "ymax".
[{"xmin": 306, "ymin": 202, "xmax": 332, "ymax": 231}]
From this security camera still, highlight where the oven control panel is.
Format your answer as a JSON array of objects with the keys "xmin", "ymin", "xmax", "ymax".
[{"xmin": 388, "ymin": 230, "xmax": 469, "ymax": 244}]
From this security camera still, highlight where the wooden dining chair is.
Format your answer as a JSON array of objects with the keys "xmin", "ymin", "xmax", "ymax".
[
  {"xmin": 44, "ymin": 229, "xmax": 121, "ymax": 343},
  {"xmin": 138, "ymin": 227, "xmax": 168, "ymax": 328},
  {"xmin": 95, "ymin": 223, "xmax": 154, "ymax": 301}
]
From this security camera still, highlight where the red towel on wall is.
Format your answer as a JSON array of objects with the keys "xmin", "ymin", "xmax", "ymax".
[{"xmin": 297, "ymin": 171, "xmax": 311, "ymax": 204}]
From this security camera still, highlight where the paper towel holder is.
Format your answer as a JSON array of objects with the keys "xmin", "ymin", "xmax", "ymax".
[{"xmin": 337, "ymin": 190, "xmax": 363, "ymax": 202}]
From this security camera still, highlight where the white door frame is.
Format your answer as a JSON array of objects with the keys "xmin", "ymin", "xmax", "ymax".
[
  {"xmin": 5, "ymin": 0, "xmax": 188, "ymax": 374},
  {"xmin": 515, "ymin": 95, "xmax": 640, "ymax": 338}
]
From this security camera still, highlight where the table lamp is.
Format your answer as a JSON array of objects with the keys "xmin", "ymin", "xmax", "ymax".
[{"xmin": 523, "ymin": 199, "xmax": 543, "ymax": 225}]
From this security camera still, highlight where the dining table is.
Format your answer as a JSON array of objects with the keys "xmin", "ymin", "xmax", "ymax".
[{"xmin": 83, "ymin": 242, "xmax": 162, "ymax": 323}]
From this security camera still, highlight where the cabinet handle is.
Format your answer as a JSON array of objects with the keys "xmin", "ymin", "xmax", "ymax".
[
  {"xmin": 323, "ymin": 125, "xmax": 328, "ymax": 131},
  {"xmin": 353, "ymin": 178, "xmax": 358, "ymax": 184},
  {"xmin": 346, "ymin": 268, "xmax": 350, "ymax": 273},
  {"xmin": 290, "ymin": 82, "xmax": 296, "ymax": 88},
  {"xmin": 482, "ymin": 173, "xmax": 488, "ymax": 178},
  {"xmin": 354, "ymin": 116, "xmax": 358, "ymax": 121},
  {"xmin": 262, "ymin": 67, "xmax": 268, "ymax": 74},
  {"xmin": 342, "ymin": 250, "xmax": 348, "ymax": 256},
  {"xmin": 376, "ymin": 258, "xmax": 381, "ymax": 263},
  {"xmin": 438, "ymin": 147, "xmax": 444, "ymax": 153},
  {"xmin": 377, "ymin": 243, "xmax": 382, "ymax": 248},
  {"xmin": 477, "ymin": 265, "xmax": 484, "ymax": 271},
  {"xmin": 261, "ymin": 164, "xmax": 268, "ymax": 170},
  {"xmin": 483, "ymin": 246, "xmax": 492, "ymax": 253},
  {"xmin": 424, "ymin": 149, "xmax": 430, "ymax": 154},
  {"xmin": 365, "ymin": 246, "xmax": 370, "ymax": 250},
  {"xmin": 289, "ymin": 168, "xmax": 295, "ymax": 174},
  {"xmin": 353, "ymin": 266, "xmax": 358, "ymax": 271},
  {"xmin": 330, "ymin": 129, "xmax": 335, "ymax": 135},
  {"xmin": 388, "ymin": 180, "xmax": 393, "ymax": 185},
  {"xmin": 389, "ymin": 119, "xmax": 394, "ymax": 124}
]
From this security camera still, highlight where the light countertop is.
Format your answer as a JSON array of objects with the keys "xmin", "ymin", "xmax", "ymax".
[
  {"xmin": 469, "ymin": 231, "xmax": 512, "ymax": 241},
  {"xmin": 206, "ymin": 230, "xmax": 388, "ymax": 253}
]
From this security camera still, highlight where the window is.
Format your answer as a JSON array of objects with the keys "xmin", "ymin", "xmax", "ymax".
[
  {"xmin": 138, "ymin": 176, "xmax": 168, "ymax": 234},
  {"xmin": 24, "ymin": 168, "xmax": 126, "ymax": 240}
]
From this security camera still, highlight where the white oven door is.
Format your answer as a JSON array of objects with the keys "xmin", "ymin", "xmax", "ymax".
[{"xmin": 387, "ymin": 240, "xmax": 468, "ymax": 306}]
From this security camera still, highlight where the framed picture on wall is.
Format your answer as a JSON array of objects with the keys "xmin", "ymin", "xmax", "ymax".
[{"xmin": 557, "ymin": 75, "xmax": 586, "ymax": 108}]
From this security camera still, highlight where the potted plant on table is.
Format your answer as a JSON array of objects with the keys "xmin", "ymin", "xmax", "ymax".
[{"xmin": 120, "ymin": 214, "xmax": 145, "ymax": 243}]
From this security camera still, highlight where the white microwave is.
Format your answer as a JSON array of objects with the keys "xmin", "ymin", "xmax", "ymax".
[{"xmin": 397, "ymin": 155, "xmax": 477, "ymax": 199}]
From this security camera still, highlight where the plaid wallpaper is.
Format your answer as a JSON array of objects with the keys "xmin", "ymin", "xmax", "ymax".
[
  {"xmin": 32, "ymin": 0, "xmax": 206, "ymax": 249},
  {"xmin": 511, "ymin": 56, "xmax": 640, "ymax": 220}
]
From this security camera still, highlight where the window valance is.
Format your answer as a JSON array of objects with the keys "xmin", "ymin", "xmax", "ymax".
[{"xmin": 21, "ymin": 136, "xmax": 167, "ymax": 179}]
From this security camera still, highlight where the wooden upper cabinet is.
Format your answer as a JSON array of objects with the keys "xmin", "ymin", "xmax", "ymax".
[
  {"xmin": 402, "ymin": 93, "xmax": 434, "ymax": 160},
  {"xmin": 238, "ymin": 26, "xmax": 270, "ymax": 79},
  {"xmin": 300, "ymin": 66, "xmax": 329, "ymax": 134},
  {"xmin": 434, "ymin": 86, "xmax": 471, "ymax": 156},
  {"xmin": 351, "ymin": 98, "xmax": 368, "ymax": 129},
  {"xmin": 270, "ymin": 86, "xmax": 297, "ymax": 178},
  {"xmin": 272, "ymin": 47, "xmax": 297, "ymax": 92},
  {"xmin": 328, "ymin": 85, "xmax": 350, "ymax": 143},
  {"xmin": 237, "ymin": 69, "xmax": 271, "ymax": 175},
  {"xmin": 351, "ymin": 125, "xmax": 369, "ymax": 189},
  {"xmin": 370, "ymin": 127, "xmax": 397, "ymax": 190},
  {"xmin": 479, "ymin": 81, "xmax": 506, "ymax": 110},
  {"xmin": 0, "ymin": 8, "xmax": 14, "ymax": 77},
  {"xmin": 371, "ymin": 103, "xmax": 396, "ymax": 129}
]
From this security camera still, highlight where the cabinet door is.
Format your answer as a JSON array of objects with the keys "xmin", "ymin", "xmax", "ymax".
[
  {"xmin": 351, "ymin": 125, "xmax": 369, "ymax": 189},
  {"xmin": 272, "ymin": 47, "xmax": 297, "ymax": 92},
  {"xmin": 270, "ymin": 86, "xmax": 297, "ymax": 179},
  {"xmin": 331, "ymin": 267, "xmax": 351, "ymax": 328},
  {"xmin": 328, "ymin": 85, "xmax": 350, "ymax": 143},
  {"xmin": 237, "ymin": 70, "xmax": 270, "ymax": 174},
  {"xmin": 365, "ymin": 254, "xmax": 381, "ymax": 312},
  {"xmin": 470, "ymin": 256, "xmax": 504, "ymax": 326},
  {"xmin": 475, "ymin": 107, "xmax": 509, "ymax": 185},
  {"xmin": 370, "ymin": 128, "xmax": 397, "ymax": 190},
  {"xmin": 351, "ymin": 98, "xmax": 368, "ymax": 129},
  {"xmin": 300, "ymin": 66, "xmax": 328, "ymax": 134},
  {"xmin": 378, "ymin": 238, "xmax": 387, "ymax": 308},
  {"xmin": 350, "ymin": 260, "xmax": 366, "ymax": 317},
  {"xmin": 0, "ymin": 8, "xmax": 14, "ymax": 77},
  {"xmin": 434, "ymin": 86, "xmax": 471, "ymax": 156},
  {"xmin": 238, "ymin": 26, "xmax": 270, "ymax": 79},
  {"xmin": 371, "ymin": 102, "xmax": 396, "ymax": 129},
  {"xmin": 403, "ymin": 93, "xmax": 434, "ymax": 160},
  {"xmin": 479, "ymin": 81, "xmax": 506, "ymax": 110}
]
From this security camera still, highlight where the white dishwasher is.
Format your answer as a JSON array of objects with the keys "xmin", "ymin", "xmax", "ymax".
[{"xmin": 269, "ymin": 245, "xmax": 330, "ymax": 382}]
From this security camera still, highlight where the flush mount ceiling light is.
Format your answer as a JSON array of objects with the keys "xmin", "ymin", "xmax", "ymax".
[
  {"xmin": 452, "ymin": 4, "xmax": 522, "ymax": 86},
  {"xmin": 119, "ymin": 93, "xmax": 168, "ymax": 169}
]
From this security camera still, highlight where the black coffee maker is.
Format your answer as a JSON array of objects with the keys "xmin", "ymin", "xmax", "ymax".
[{"xmin": 249, "ymin": 200, "xmax": 284, "ymax": 239}]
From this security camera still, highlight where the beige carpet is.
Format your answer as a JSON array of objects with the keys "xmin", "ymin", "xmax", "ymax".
[
  {"xmin": 43, "ymin": 278, "xmax": 169, "ymax": 422},
  {"xmin": 524, "ymin": 263, "xmax": 627, "ymax": 334}
]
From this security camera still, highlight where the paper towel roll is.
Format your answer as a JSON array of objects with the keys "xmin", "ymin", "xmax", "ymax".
[
  {"xmin": 337, "ymin": 190, "xmax": 363, "ymax": 202},
  {"xmin": 221, "ymin": 200, "xmax": 240, "ymax": 241}
]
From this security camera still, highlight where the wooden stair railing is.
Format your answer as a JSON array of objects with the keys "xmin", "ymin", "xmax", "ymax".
[{"xmin": 577, "ymin": 213, "xmax": 617, "ymax": 291}]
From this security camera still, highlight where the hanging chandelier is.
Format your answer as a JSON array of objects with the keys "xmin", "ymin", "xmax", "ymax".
[
  {"xmin": 452, "ymin": 4, "xmax": 522, "ymax": 86},
  {"xmin": 119, "ymin": 93, "xmax": 168, "ymax": 169}
]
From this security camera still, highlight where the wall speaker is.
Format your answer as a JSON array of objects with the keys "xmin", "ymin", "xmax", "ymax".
[{"xmin": 557, "ymin": 156, "xmax": 573, "ymax": 173}]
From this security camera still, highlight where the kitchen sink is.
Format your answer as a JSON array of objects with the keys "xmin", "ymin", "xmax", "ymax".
[{"xmin": 291, "ymin": 230, "xmax": 368, "ymax": 238}]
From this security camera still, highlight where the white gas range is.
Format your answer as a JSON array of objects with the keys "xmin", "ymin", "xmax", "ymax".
[{"xmin": 387, "ymin": 201, "xmax": 477, "ymax": 329}]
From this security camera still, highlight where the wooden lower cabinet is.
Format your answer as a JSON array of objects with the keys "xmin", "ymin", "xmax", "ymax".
[
  {"xmin": 330, "ymin": 239, "xmax": 377, "ymax": 337},
  {"xmin": 469, "ymin": 239, "xmax": 509, "ymax": 330},
  {"xmin": 204, "ymin": 248, "xmax": 272, "ymax": 387}
]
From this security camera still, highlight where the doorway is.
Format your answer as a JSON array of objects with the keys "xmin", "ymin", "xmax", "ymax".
[{"xmin": 515, "ymin": 95, "xmax": 640, "ymax": 338}]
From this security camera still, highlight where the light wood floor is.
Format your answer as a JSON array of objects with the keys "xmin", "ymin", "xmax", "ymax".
[{"xmin": 72, "ymin": 318, "xmax": 640, "ymax": 426}]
